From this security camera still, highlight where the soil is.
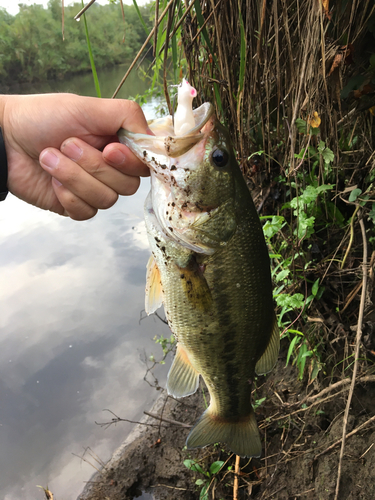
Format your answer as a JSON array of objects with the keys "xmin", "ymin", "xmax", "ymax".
[{"xmin": 77, "ymin": 341, "xmax": 375, "ymax": 500}]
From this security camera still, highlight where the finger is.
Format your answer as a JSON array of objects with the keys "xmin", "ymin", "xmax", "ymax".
[
  {"xmin": 60, "ymin": 138, "xmax": 142, "ymax": 194},
  {"xmin": 74, "ymin": 98, "xmax": 151, "ymax": 148},
  {"xmin": 51, "ymin": 178, "xmax": 98, "ymax": 221},
  {"xmin": 102, "ymin": 142, "xmax": 150, "ymax": 178},
  {"xmin": 40, "ymin": 148, "xmax": 119, "ymax": 210}
]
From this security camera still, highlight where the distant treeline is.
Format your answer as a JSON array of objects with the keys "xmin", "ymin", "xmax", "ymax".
[{"xmin": 0, "ymin": 0, "xmax": 153, "ymax": 86}]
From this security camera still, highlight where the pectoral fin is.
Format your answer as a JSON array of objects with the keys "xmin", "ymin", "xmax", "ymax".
[
  {"xmin": 180, "ymin": 261, "xmax": 213, "ymax": 312},
  {"xmin": 255, "ymin": 315, "xmax": 280, "ymax": 375},
  {"xmin": 145, "ymin": 255, "xmax": 163, "ymax": 315},
  {"xmin": 167, "ymin": 344, "xmax": 199, "ymax": 398}
]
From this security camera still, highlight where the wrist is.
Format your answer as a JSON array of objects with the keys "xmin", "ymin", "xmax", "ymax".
[
  {"xmin": 0, "ymin": 95, "xmax": 9, "ymax": 201},
  {"xmin": 0, "ymin": 95, "xmax": 7, "ymax": 127}
]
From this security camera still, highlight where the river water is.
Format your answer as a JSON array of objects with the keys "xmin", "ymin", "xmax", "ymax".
[{"xmin": 0, "ymin": 65, "xmax": 170, "ymax": 499}]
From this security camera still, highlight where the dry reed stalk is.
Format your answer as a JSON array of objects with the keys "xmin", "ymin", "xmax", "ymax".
[{"xmin": 334, "ymin": 213, "xmax": 368, "ymax": 500}]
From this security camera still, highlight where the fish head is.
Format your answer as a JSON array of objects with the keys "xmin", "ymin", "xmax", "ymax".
[{"xmin": 118, "ymin": 103, "xmax": 239, "ymax": 254}]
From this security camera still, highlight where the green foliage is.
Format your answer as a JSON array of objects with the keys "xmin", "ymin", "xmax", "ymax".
[
  {"xmin": 149, "ymin": 334, "xmax": 175, "ymax": 365},
  {"xmin": 0, "ymin": 0, "xmax": 154, "ymax": 87},
  {"xmin": 260, "ymin": 124, "xmax": 339, "ymax": 381},
  {"xmin": 184, "ymin": 458, "xmax": 224, "ymax": 500}
]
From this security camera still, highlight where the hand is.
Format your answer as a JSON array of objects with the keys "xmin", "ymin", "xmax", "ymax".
[{"xmin": 0, "ymin": 93, "xmax": 150, "ymax": 220}]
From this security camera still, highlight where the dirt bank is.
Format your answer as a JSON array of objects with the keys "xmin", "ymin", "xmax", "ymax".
[{"xmin": 77, "ymin": 347, "xmax": 375, "ymax": 500}]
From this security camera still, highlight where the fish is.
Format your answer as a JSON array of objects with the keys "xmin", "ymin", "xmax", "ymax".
[{"xmin": 118, "ymin": 102, "xmax": 279, "ymax": 458}]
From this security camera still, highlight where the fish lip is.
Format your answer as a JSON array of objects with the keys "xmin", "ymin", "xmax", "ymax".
[{"xmin": 117, "ymin": 102, "xmax": 215, "ymax": 160}]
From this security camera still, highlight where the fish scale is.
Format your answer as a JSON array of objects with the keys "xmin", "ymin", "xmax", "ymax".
[{"xmin": 119, "ymin": 102, "xmax": 279, "ymax": 457}]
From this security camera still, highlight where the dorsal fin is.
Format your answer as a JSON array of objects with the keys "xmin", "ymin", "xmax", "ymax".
[{"xmin": 145, "ymin": 255, "xmax": 163, "ymax": 315}]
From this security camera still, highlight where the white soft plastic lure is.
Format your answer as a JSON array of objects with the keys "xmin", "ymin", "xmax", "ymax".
[{"xmin": 173, "ymin": 78, "xmax": 197, "ymax": 135}]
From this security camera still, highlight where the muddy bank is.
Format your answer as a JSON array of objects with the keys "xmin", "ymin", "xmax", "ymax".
[
  {"xmin": 77, "ymin": 389, "xmax": 205, "ymax": 500},
  {"xmin": 77, "ymin": 355, "xmax": 375, "ymax": 500}
]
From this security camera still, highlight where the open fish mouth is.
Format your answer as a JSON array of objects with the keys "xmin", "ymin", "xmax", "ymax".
[{"xmin": 118, "ymin": 102, "xmax": 215, "ymax": 162}]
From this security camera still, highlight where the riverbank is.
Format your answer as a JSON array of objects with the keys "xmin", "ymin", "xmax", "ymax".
[
  {"xmin": 77, "ymin": 389, "xmax": 205, "ymax": 500},
  {"xmin": 76, "ymin": 349, "xmax": 375, "ymax": 500}
]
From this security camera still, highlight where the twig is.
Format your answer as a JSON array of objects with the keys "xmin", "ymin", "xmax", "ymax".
[
  {"xmin": 340, "ymin": 204, "xmax": 360, "ymax": 269},
  {"xmin": 72, "ymin": 452, "xmax": 102, "ymax": 473},
  {"xmin": 314, "ymin": 414, "xmax": 375, "ymax": 462},
  {"xmin": 144, "ymin": 411, "xmax": 192, "ymax": 428},
  {"xmin": 293, "ymin": 488, "xmax": 315, "ymax": 497},
  {"xmin": 233, "ymin": 455, "xmax": 240, "ymax": 500},
  {"xmin": 298, "ymin": 375, "xmax": 375, "ymax": 406},
  {"xmin": 95, "ymin": 409, "xmax": 160, "ymax": 429},
  {"xmin": 334, "ymin": 212, "xmax": 368, "ymax": 500},
  {"xmin": 74, "ymin": 0, "xmax": 96, "ymax": 20},
  {"xmin": 151, "ymin": 484, "xmax": 188, "ymax": 490},
  {"xmin": 112, "ymin": 0, "xmax": 176, "ymax": 98},
  {"xmin": 359, "ymin": 443, "xmax": 374, "ymax": 459}
]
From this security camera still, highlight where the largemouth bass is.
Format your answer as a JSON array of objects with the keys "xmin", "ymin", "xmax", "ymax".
[{"xmin": 118, "ymin": 102, "xmax": 279, "ymax": 457}]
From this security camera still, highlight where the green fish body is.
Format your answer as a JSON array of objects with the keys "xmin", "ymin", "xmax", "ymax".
[{"xmin": 118, "ymin": 103, "xmax": 279, "ymax": 457}]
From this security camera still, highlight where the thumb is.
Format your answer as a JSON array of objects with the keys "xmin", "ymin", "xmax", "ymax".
[{"xmin": 76, "ymin": 96, "xmax": 149, "ymax": 136}]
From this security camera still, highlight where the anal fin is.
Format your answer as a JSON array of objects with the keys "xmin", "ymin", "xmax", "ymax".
[
  {"xmin": 255, "ymin": 314, "xmax": 280, "ymax": 375},
  {"xmin": 145, "ymin": 255, "xmax": 163, "ymax": 315},
  {"xmin": 167, "ymin": 344, "xmax": 199, "ymax": 398}
]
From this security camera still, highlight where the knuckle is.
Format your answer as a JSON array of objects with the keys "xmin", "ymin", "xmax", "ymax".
[
  {"xmin": 126, "ymin": 100, "xmax": 142, "ymax": 116},
  {"xmin": 118, "ymin": 177, "xmax": 140, "ymax": 196},
  {"xmin": 97, "ymin": 190, "xmax": 118, "ymax": 210},
  {"xmin": 88, "ymin": 159, "xmax": 103, "ymax": 176},
  {"xmin": 69, "ymin": 207, "xmax": 98, "ymax": 221}
]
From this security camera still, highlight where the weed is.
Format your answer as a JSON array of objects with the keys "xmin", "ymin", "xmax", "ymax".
[
  {"xmin": 149, "ymin": 334, "xmax": 175, "ymax": 365},
  {"xmin": 183, "ymin": 458, "xmax": 224, "ymax": 500}
]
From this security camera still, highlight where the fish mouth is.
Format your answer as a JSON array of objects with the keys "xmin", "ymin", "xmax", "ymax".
[{"xmin": 118, "ymin": 102, "xmax": 215, "ymax": 162}]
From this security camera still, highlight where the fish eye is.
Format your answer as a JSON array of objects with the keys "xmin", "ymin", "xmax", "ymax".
[{"xmin": 211, "ymin": 147, "xmax": 229, "ymax": 169}]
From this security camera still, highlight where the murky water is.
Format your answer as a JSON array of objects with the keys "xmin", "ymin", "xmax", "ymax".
[{"xmin": 0, "ymin": 65, "xmax": 170, "ymax": 499}]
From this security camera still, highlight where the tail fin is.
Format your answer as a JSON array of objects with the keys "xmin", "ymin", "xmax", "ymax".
[{"xmin": 186, "ymin": 406, "xmax": 262, "ymax": 458}]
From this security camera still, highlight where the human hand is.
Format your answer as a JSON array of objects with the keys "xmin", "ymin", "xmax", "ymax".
[{"xmin": 0, "ymin": 93, "xmax": 150, "ymax": 220}]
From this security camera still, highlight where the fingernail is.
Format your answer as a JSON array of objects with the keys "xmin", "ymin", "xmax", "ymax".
[
  {"xmin": 106, "ymin": 149, "xmax": 126, "ymax": 166},
  {"xmin": 61, "ymin": 140, "xmax": 83, "ymax": 161},
  {"xmin": 40, "ymin": 150, "xmax": 59, "ymax": 170}
]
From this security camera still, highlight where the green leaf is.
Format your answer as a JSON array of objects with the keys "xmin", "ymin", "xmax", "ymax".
[
  {"xmin": 311, "ymin": 360, "xmax": 322, "ymax": 381},
  {"xmin": 262, "ymin": 216, "xmax": 285, "ymax": 239},
  {"xmin": 276, "ymin": 293, "xmax": 305, "ymax": 309},
  {"xmin": 312, "ymin": 279, "xmax": 320, "ymax": 297},
  {"xmin": 295, "ymin": 118, "xmax": 307, "ymax": 134},
  {"xmin": 132, "ymin": 0, "xmax": 149, "ymax": 37},
  {"xmin": 195, "ymin": 479, "xmax": 205, "ymax": 486},
  {"xmin": 275, "ymin": 269, "xmax": 290, "ymax": 283},
  {"xmin": 321, "ymin": 146, "xmax": 334, "ymax": 164},
  {"xmin": 286, "ymin": 335, "xmax": 300, "ymax": 366},
  {"xmin": 184, "ymin": 459, "xmax": 205, "ymax": 474},
  {"xmin": 209, "ymin": 461, "xmax": 224, "ymax": 475},
  {"xmin": 287, "ymin": 329, "xmax": 304, "ymax": 336},
  {"xmin": 297, "ymin": 342, "xmax": 308, "ymax": 379},
  {"xmin": 200, "ymin": 483, "xmax": 209, "ymax": 500},
  {"xmin": 368, "ymin": 203, "xmax": 375, "ymax": 223},
  {"xmin": 80, "ymin": 0, "xmax": 101, "ymax": 98},
  {"xmin": 349, "ymin": 188, "xmax": 362, "ymax": 202},
  {"xmin": 184, "ymin": 459, "xmax": 195, "ymax": 470},
  {"xmin": 238, "ymin": 8, "xmax": 246, "ymax": 92},
  {"xmin": 252, "ymin": 396, "xmax": 266, "ymax": 410}
]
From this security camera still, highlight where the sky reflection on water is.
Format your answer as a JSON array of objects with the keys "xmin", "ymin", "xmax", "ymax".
[{"xmin": 0, "ymin": 181, "xmax": 170, "ymax": 499}]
